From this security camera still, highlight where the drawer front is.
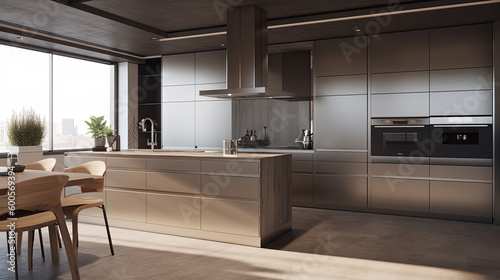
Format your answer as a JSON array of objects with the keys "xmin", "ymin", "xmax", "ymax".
[
  {"xmin": 316, "ymin": 75, "xmax": 367, "ymax": 96},
  {"xmin": 107, "ymin": 157, "xmax": 147, "ymax": 170},
  {"xmin": 315, "ymin": 175, "xmax": 367, "ymax": 207},
  {"xmin": 292, "ymin": 161, "xmax": 313, "ymax": 173},
  {"xmin": 316, "ymin": 162, "xmax": 367, "ymax": 175},
  {"xmin": 371, "ymin": 178, "xmax": 429, "ymax": 212},
  {"xmin": 372, "ymin": 92, "xmax": 429, "ymax": 118},
  {"xmin": 430, "ymin": 90, "xmax": 492, "ymax": 116},
  {"xmin": 147, "ymin": 193, "xmax": 201, "ymax": 229},
  {"xmin": 371, "ymin": 163, "xmax": 429, "ymax": 178},
  {"xmin": 291, "ymin": 152, "xmax": 313, "ymax": 161},
  {"xmin": 430, "ymin": 181, "xmax": 492, "ymax": 218},
  {"xmin": 202, "ymin": 175, "xmax": 259, "ymax": 199},
  {"xmin": 202, "ymin": 160, "xmax": 259, "ymax": 176},
  {"xmin": 315, "ymin": 150, "xmax": 367, "ymax": 163},
  {"xmin": 106, "ymin": 190, "xmax": 146, "ymax": 222},
  {"xmin": 147, "ymin": 158, "xmax": 200, "ymax": 172},
  {"xmin": 430, "ymin": 67, "xmax": 492, "ymax": 91},
  {"xmin": 65, "ymin": 156, "xmax": 106, "ymax": 168},
  {"xmin": 430, "ymin": 165, "xmax": 492, "ymax": 181},
  {"xmin": 201, "ymin": 198, "xmax": 259, "ymax": 236},
  {"xmin": 106, "ymin": 170, "xmax": 146, "ymax": 189},
  {"xmin": 147, "ymin": 172, "xmax": 201, "ymax": 194},
  {"xmin": 292, "ymin": 173, "xmax": 313, "ymax": 204}
]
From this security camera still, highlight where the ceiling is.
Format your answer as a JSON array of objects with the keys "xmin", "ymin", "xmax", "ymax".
[{"xmin": 0, "ymin": 0, "xmax": 499, "ymax": 63}]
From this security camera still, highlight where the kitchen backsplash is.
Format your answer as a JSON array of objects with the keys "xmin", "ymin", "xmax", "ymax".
[{"xmin": 232, "ymin": 99, "xmax": 310, "ymax": 147}]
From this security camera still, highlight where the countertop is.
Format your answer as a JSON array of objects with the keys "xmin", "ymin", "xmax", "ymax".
[{"xmin": 66, "ymin": 150, "xmax": 291, "ymax": 159}]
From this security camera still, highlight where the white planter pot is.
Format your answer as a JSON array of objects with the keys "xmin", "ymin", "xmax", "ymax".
[{"xmin": 8, "ymin": 145, "xmax": 43, "ymax": 165}]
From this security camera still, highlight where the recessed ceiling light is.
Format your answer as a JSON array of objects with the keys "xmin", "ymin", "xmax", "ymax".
[
  {"xmin": 221, "ymin": 43, "xmax": 225, "ymax": 47},
  {"xmin": 355, "ymin": 28, "xmax": 361, "ymax": 32},
  {"xmin": 16, "ymin": 36, "xmax": 23, "ymax": 40},
  {"xmin": 228, "ymin": 93, "xmax": 232, "ymax": 96}
]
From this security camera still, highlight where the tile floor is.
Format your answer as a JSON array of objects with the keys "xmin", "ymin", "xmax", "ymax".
[{"xmin": 1, "ymin": 207, "xmax": 500, "ymax": 279}]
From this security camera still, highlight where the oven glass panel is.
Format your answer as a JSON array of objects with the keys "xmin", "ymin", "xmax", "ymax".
[{"xmin": 442, "ymin": 132, "xmax": 479, "ymax": 145}]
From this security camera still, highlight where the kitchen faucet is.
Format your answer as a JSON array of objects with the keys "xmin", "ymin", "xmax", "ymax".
[{"xmin": 139, "ymin": 118, "xmax": 157, "ymax": 151}]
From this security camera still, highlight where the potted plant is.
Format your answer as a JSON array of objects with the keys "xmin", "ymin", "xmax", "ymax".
[
  {"xmin": 84, "ymin": 116, "xmax": 107, "ymax": 149},
  {"xmin": 7, "ymin": 108, "xmax": 46, "ymax": 165},
  {"xmin": 104, "ymin": 125, "xmax": 115, "ymax": 147}
]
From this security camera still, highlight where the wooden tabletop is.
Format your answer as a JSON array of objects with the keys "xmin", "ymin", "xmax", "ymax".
[{"xmin": 0, "ymin": 169, "xmax": 103, "ymax": 194}]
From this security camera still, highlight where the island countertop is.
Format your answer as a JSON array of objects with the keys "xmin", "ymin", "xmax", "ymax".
[{"xmin": 66, "ymin": 150, "xmax": 288, "ymax": 160}]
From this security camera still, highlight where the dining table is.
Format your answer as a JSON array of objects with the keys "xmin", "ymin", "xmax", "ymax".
[{"xmin": 0, "ymin": 168, "xmax": 104, "ymax": 263}]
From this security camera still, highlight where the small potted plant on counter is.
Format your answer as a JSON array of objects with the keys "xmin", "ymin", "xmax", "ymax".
[
  {"xmin": 85, "ymin": 116, "xmax": 107, "ymax": 151},
  {"xmin": 7, "ymin": 107, "xmax": 46, "ymax": 164}
]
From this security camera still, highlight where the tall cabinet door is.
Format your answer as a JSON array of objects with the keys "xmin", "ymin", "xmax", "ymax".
[
  {"xmin": 195, "ymin": 101, "xmax": 231, "ymax": 149},
  {"xmin": 162, "ymin": 102, "xmax": 195, "ymax": 149},
  {"xmin": 315, "ymin": 95, "xmax": 367, "ymax": 150}
]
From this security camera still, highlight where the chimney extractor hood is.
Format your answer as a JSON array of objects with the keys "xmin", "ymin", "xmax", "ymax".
[{"xmin": 199, "ymin": 5, "xmax": 294, "ymax": 99}]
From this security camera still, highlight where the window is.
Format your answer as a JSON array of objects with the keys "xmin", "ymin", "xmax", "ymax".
[{"xmin": 0, "ymin": 44, "xmax": 114, "ymax": 153}]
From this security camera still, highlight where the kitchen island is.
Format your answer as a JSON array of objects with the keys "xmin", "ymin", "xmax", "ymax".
[{"xmin": 65, "ymin": 150, "xmax": 291, "ymax": 247}]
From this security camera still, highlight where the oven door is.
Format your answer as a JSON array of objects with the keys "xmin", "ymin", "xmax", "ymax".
[
  {"xmin": 430, "ymin": 124, "xmax": 492, "ymax": 159},
  {"xmin": 371, "ymin": 125, "xmax": 430, "ymax": 157}
]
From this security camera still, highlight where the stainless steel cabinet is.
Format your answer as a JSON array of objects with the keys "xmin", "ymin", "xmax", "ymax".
[
  {"xmin": 147, "ymin": 172, "xmax": 201, "ymax": 194},
  {"xmin": 430, "ymin": 181, "xmax": 492, "ymax": 218},
  {"xmin": 106, "ymin": 189, "xmax": 146, "ymax": 222},
  {"xmin": 430, "ymin": 90, "xmax": 493, "ymax": 116},
  {"xmin": 162, "ymin": 53, "xmax": 195, "ymax": 86},
  {"xmin": 370, "ymin": 30, "xmax": 429, "ymax": 73},
  {"xmin": 315, "ymin": 75, "xmax": 367, "ymax": 96},
  {"xmin": 195, "ymin": 50, "xmax": 226, "ymax": 84},
  {"xmin": 147, "ymin": 193, "xmax": 201, "ymax": 229},
  {"xmin": 195, "ymin": 101, "xmax": 231, "ymax": 149},
  {"xmin": 371, "ymin": 71, "xmax": 429, "ymax": 94},
  {"xmin": 371, "ymin": 93, "xmax": 429, "ymax": 118},
  {"xmin": 106, "ymin": 170, "xmax": 146, "ymax": 190},
  {"xmin": 371, "ymin": 177, "xmax": 429, "ymax": 212},
  {"xmin": 315, "ymin": 38, "xmax": 367, "ymax": 76},
  {"xmin": 430, "ymin": 23, "xmax": 493, "ymax": 69},
  {"xmin": 162, "ymin": 85, "xmax": 195, "ymax": 102},
  {"xmin": 292, "ymin": 173, "xmax": 313, "ymax": 204},
  {"xmin": 202, "ymin": 175, "xmax": 259, "ymax": 199},
  {"xmin": 315, "ymin": 95, "xmax": 367, "ymax": 150},
  {"xmin": 315, "ymin": 175, "xmax": 367, "ymax": 207},
  {"xmin": 201, "ymin": 198, "xmax": 259, "ymax": 236},
  {"xmin": 430, "ymin": 67, "xmax": 493, "ymax": 92},
  {"xmin": 162, "ymin": 102, "xmax": 195, "ymax": 149}
]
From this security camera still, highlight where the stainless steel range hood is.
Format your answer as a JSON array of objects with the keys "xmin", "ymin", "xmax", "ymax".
[{"xmin": 199, "ymin": 5, "xmax": 293, "ymax": 99}]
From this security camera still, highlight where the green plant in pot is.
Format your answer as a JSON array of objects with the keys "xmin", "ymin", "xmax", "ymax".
[
  {"xmin": 85, "ymin": 116, "xmax": 107, "ymax": 148},
  {"xmin": 104, "ymin": 125, "xmax": 116, "ymax": 147},
  {"xmin": 7, "ymin": 108, "xmax": 46, "ymax": 165}
]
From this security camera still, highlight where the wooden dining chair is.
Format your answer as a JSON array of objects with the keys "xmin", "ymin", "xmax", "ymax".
[
  {"xmin": 63, "ymin": 161, "xmax": 114, "ymax": 259},
  {"xmin": 25, "ymin": 158, "xmax": 57, "ymax": 172},
  {"xmin": 17, "ymin": 158, "xmax": 58, "ymax": 260},
  {"xmin": 0, "ymin": 175, "xmax": 80, "ymax": 280}
]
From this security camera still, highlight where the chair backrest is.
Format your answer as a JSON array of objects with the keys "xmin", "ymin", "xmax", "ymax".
[
  {"xmin": 25, "ymin": 158, "xmax": 57, "ymax": 171},
  {"xmin": 0, "ymin": 175, "xmax": 69, "ymax": 216},
  {"xmin": 64, "ymin": 161, "xmax": 106, "ymax": 192}
]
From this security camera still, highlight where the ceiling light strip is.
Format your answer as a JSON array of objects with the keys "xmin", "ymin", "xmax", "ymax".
[
  {"xmin": 0, "ymin": 22, "xmax": 145, "ymax": 60},
  {"xmin": 268, "ymin": 0, "xmax": 500, "ymax": 29},
  {"xmin": 156, "ymin": 31, "xmax": 227, "ymax": 42}
]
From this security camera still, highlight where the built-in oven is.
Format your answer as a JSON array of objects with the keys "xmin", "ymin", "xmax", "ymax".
[
  {"xmin": 371, "ymin": 118, "xmax": 430, "ymax": 163},
  {"xmin": 429, "ymin": 116, "xmax": 493, "ymax": 166}
]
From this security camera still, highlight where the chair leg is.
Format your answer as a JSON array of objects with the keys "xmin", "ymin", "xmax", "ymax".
[
  {"xmin": 72, "ymin": 215, "xmax": 79, "ymax": 260},
  {"xmin": 100, "ymin": 205, "xmax": 114, "ymax": 256},
  {"xmin": 16, "ymin": 231, "xmax": 22, "ymax": 255},
  {"xmin": 48, "ymin": 225, "xmax": 59, "ymax": 261},
  {"xmin": 38, "ymin": 228, "xmax": 45, "ymax": 261},
  {"xmin": 28, "ymin": 231, "xmax": 34, "ymax": 270},
  {"xmin": 56, "ymin": 229, "xmax": 62, "ymax": 248},
  {"xmin": 54, "ymin": 209, "xmax": 80, "ymax": 280}
]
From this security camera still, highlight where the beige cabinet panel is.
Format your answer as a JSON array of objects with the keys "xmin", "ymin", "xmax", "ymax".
[
  {"xmin": 372, "ymin": 93, "xmax": 429, "ymax": 118},
  {"xmin": 65, "ymin": 156, "xmax": 106, "ymax": 168},
  {"xmin": 162, "ymin": 85, "xmax": 195, "ymax": 102},
  {"xmin": 292, "ymin": 161, "xmax": 313, "ymax": 173},
  {"xmin": 291, "ymin": 152, "xmax": 313, "ymax": 161},
  {"xmin": 292, "ymin": 173, "xmax": 313, "ymax": 204},
  {"xmin": 202, "ymin": 175, "xmax": 259, "ymax": 199},
  {"xmin": 147, "ymin": 193, "xmax": 200, "ymax": 229},
  {"xmin": 430, "ymin": 68, "xmax": 493, "ymax": 92},
  {"xmin": 371, "ymin": 163, "xmax": 429, "ymax": 178},
  {"xmin": 315, "ymin": 38, "xmax": 367, "ymax": 76},
  {"xmin": 315, "ymin": 150, "xmax": 367, "ymax": 163},
  {"xmin": 371, "ymin": 178, "xmax": 429, "ymax": 212},
  {"xmin": 147, "ymin": 158, "xmax": 200, "ymax": 172},
  {"xmin": 430, "ymin": 90, "xmax": 493, "ymax": 116},
  {"xmin": 195, "ymin": 50, "xmax": 226, "ymax": 84},
  {"xmin": 147, "ymin": 172, "xmax": 201, "ymax": 194},
  {"xmin": 107, "ymin": 157, "xmax": 146, "ymax": 169},
  {"xmin": 315, "ymin": 175, "xmax": 367, "ymax": 207},
  {"xmin": 371, "ymin": 71, "xmax": 429, "ymax": 94},
  {"xmin": 201, "ymin": 160, "xmax": 259, "ymax": 176},
  {"xmin": 106, "ymin": 170, "xmax": 146, "ymax": 189},
  {"xmin": 195, "ymin": 101, "xmax": 232, "ymax": 149},
  {"xmin": 430, "ymin": 181, "xmax": 492, "ymax": 218},
  {"xmin": 162, "ymin": 102, "xmax": 195, "ymax": 148},
  {"xmin": 201, "ymin": 198, "xmax": 259, "ymax": 236},
  {"xmin": 430, "ymin": 165, "xmax": 492, "ymax": 181},
  {"xmin": 106, "ymin": 190, "xmax": 146, "ymax": 222}
]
